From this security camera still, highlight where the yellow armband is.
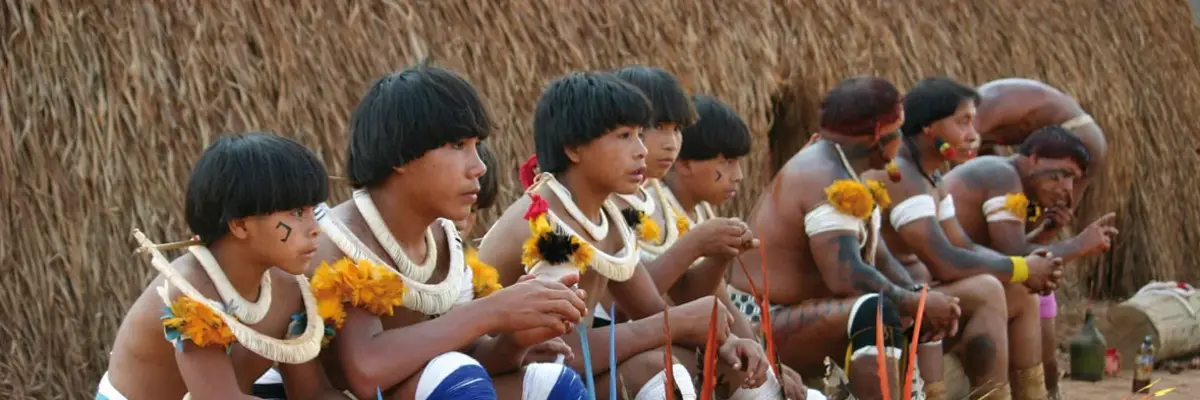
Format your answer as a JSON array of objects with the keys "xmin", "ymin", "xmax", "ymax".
[{"xmin": 1010, "ymin": 257, "xmax": 1029, "ymax": 283}]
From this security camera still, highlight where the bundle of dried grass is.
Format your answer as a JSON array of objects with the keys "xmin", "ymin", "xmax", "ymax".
[{"xmin": 3, "ymin": 1, "xmax": 1200, "ymax": 398}]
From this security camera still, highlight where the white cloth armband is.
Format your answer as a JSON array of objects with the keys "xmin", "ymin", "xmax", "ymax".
[
  {"xmin": 938, "ymin": 195, "xmax": 957, "ymax": 221},
  {"xmin": 804, "ymin": 204, "xmax": 863, "ymax": 237},
  {"xmin": 888, "ymin": 195, "xmax": 937, "ymax": 229},
  {"xmin": 983, "ymin": 196, "xmax": 1021, "ymax": 222}
]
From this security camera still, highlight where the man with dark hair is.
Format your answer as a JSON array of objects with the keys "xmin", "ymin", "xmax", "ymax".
[
  {"xmin": 866, "ymin": 77, "xmax": 1064, "ymax": 400},
  {"xmin": 727, "ymin": 76, "xmax": 962, "ymax": 399},
  {"xmin": 312, "ymin": 64, "xmax": 589, "ymax": 400},
  {"xmin": 102, "ymin": 133, "xmax": 347, "ymax": 400},
  {"xmin": 481, "ymin": 71, "xmax": 768, "ymax": 400},
  {"xmin": 944, "ymin": 125, "xmax": 1117, "ymax": 400},
  {"xmin": 974, "ymin": 78, "xmax": 1106, "ymax": 219}
]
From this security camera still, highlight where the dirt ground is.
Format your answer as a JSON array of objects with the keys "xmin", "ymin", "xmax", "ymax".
[{"xmin": 1055, "ymin": 301, "xmax": 1198, "ymax": 399}]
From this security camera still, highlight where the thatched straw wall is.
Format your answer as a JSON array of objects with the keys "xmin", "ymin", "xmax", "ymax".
[{"xmin": 3, "ymin": 1, "xmax": 1199, "ymax": 398}]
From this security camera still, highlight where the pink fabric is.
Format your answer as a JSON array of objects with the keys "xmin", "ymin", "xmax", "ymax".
[{"xmin": 1039, "ymin": 293, "xmax": 1058, "ymax": 318}]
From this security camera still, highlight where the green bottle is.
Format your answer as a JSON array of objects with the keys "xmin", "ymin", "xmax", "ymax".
[{"xmin": 1069, "ymin": 308, "xmax": 1107, "ymax": 382}]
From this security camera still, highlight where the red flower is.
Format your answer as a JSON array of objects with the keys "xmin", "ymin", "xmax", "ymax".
[
  {"xmin": 524, "ymin": 194, "xmax": 549, "ymax": 221},
  {"xmin": 519, "ymin": 154, "xmax": 539, "ymax": 190}
]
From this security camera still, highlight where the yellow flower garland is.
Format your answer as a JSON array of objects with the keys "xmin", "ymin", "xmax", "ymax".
[
  {"xmin": 309, "ymin": 258, "xmax": 407, "ymax": 331},
  {"xmin": 1003, "ymin": 193, "xmax": 1030, "ymax": 221},
  {"xmin": 521, "ymin": 213, "xmax": 596, "ymax": 273},
  {"xmin": 674, "ymin": 208, "xmax": 690, "ymax": 236},
  {"xmin": 825, "ymin": 179, "xmax": 876, "ymax": 220},
  {"xmin": 865, "ymin": 180, "xmax": 892, "ymax": 210},
  {"xmin": 465, "ymin": 248, "xmax": 503, "ymax": 298},
  {"xmin": 161, "ymin": 296, "xmax": 236, "ymax": 349},
  {"xmin": 638, "ymin": 212, "xmax": 662, "ymax": 243}
]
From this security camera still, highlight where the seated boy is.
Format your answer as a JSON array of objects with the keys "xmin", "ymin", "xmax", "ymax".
[
  {"xmin": 657, "ymin": 94, "xmax": 814, "ymax": 399},
  {"xmin": 311, "ymin": 64, "xmax": 588, "ymax": 399},
  {"xmin": 479, "ymin": 71, "xmax": 766, "ymax": 400},
  {"xmin": 102, "ymin": 132, "xmax": 345, "ymax": 399}
]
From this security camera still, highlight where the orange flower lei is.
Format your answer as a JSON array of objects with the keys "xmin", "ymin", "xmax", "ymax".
[
  {"xmin": 309, "ymin": 258, "xmax": 407, "ymax": 333},
  {"xmin": 161, "ymin": 296, "xmax": 236, "ymax": 350},
  {"xmin": 520, "ymin": 194, "xmax": 595, "ymax": 272},
  {"xmin": 465, "ymin": 248, "xmax": 503, "ymax": 298},
  {"xmin": 825, "ymin": 179, "xmax": 891, "ymax": 220}
]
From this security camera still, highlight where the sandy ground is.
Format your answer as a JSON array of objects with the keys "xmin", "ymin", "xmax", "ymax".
[
  {"xmin": 1060, "ymin": 369, "xmax": 1198, "ymax": 399},
  {"xmin": 1054, "ymin": 301, "xmax": 1198, "ymax": 399}
]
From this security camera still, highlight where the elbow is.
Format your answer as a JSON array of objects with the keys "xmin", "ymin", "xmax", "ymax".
[{"xmin": 340, "ymin": 351, "xmax": 387, "ymax": 400}]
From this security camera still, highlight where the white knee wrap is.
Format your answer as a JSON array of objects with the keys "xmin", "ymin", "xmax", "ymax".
[
  {"xmin": 415, "ymin": 352, "xmax": 494, "ymax": 400},
  {"xmin": 634, "ymin": 364, "xmax": 696, "ymax": 400},
  {"xmin": 523, "ymin": 362, "xmax": 587, "ymax": 400}
]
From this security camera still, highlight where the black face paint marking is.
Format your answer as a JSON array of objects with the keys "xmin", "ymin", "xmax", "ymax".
[
  {"xmin": 276, "ymin": 221, "xmax": 293, "ymax": 242},
  {"xmin": 715, "ymin": 170, "xmax": 723, "ymax": 182}
]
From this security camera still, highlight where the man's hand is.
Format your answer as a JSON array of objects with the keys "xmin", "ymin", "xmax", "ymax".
[
  {"xmin": 489, "ymin": 275, "xmax": 587, "ymax": 346},
  {"xmin": 1077, "ymin": 212, "xmax": 1118, "ymax": 256},
  {"xmin": 918, "ymin": 290, "xmax": 961, "ymax": 341},
  {"xmin": 1022, "ymin": 250, "xmax": 1064, "ymax": 295},
  {"xmin": 1041, "ymin": 206, "xmax": 1073, "ymax": 232},
  {"xmin": 668, "ymin": 296, "xmax": 734, "ymax": 348},
  {"xmin": 684, "ymin": 218, "xmax": 759, "ymax": 259},
  {"xmin": 520, "ymin": 337, "xmax": 574, "ymax": 366},
  {"xmin": 717, "ymin": 338, "xmax": 769, "ymax": 389},
  {"xmin": 780, "ymin": 365, "xmax": 808, "ymax": 400}
]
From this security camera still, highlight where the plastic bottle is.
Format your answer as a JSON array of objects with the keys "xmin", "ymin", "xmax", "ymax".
[{"xmin": 1132, "ymin": 335, "xmax": 1155, "ymax": 393}]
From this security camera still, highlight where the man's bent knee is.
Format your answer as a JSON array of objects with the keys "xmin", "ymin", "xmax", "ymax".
[
  {"xmin": 847, "ymin": 294, "xmax": 905, "ymax": 367},
  {"xmin": 634, "ymin": 364, "xmax": 696, "ymax": 400},
  {"xmin": 416, "ymin": 352, "xmax": 496, "ymax": 400},
  {"xmin": 1004, "ymin": 284, "xmax": 1039, "ymax": 319},
  {"xmin": 523, "ymin": 362, "xmax": 587, "ymax": 400}
]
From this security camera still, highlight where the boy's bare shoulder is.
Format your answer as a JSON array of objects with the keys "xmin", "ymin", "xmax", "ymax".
[
  {"xmin": 163, "ymin": 253, "xmax": 222, "ymax": 304},
  {"xmin": 486, "ymin": 194, "xmax": 534, "ymax": 240}
]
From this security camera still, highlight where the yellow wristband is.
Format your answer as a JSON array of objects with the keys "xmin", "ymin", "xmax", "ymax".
[{"xmin": 1010, "ymin": 256, "xmax": 1029, "ymax": 283}]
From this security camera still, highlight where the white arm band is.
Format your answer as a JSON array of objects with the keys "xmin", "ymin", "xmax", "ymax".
[
  {"xmin": 888, "ymin": 194, "xmax": 937, "ymax": 229},
  {"xmin": 804, "ymin": 204, "xmax": 863, "ymax": 236},
  {"xmin": 938, "ymin": 194, "xmax": 957, "ymax": 221},
  {"xmin": 983, "ymin": 196, "xmax": 1022, "ymax": 222}
]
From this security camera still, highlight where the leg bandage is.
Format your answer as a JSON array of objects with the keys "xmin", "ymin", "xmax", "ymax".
[
  {"xmin": 96, "ymin": 372, "xmax": 128, "ymax": 400},
  {"xmin": 845, "ymin": 294, "xmax": 905, "ymax": 369},
  {"xmin": 416, "ymin": 352, "xmax": 496, "ymax": 400},
  {"xmin": 1014, "ymin": 364, "xmax": 1048, "ymax": 400},
  {"xmin": 634, "ymin": 364, "xmax": 696, "ymax": 400},
  {"xmin": 522, "ymin": 362, "xmax": 587, "ymax": 400}
]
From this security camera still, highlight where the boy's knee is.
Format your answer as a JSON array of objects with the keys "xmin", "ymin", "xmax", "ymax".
[
  {"xmin": 416, "ymin": 352, "xmax": 495, "ymax": 400},
  {"xmin": 634, "ymin": 364, "xmax": 695, "ymax": 400},
  {"xmin": 523, "ymin": 362, "xmax": 586, "ymax": 400}
]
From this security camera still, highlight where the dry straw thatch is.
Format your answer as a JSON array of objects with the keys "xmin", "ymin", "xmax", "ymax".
[{"xmin": 3, "ymin": 1, "xmax": 1200, "ymax": 398}]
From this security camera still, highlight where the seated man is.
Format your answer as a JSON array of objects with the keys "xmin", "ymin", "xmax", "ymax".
[
  {"xmin": 312, "ymin": 64, "xmax": 589, "ymax": 399},
  {"xmin": 944, "ymin": 125, "xmax": 1117, "ymax": 400},
  {"xmin": 480, "ymin": 71, "xmax": 767, "ymax": 400},
  {"xmin": 727, "ymin": 76, "xmax": 961, "ymax": 400},
  {"xmin": 974, "ymin": 78, "xmax": 1107, "ymax": 206},
  {"xmin": 102, "ymin": 133, "xmax": 346, "ymax": 399},
  {"xmin": 866, "ymin": 77, "xmax": 1065, "ymax": 400}
]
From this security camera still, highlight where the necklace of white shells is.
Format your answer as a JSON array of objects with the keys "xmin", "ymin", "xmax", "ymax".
[
  {"xmin": 316, "ymin": 189, "xmax": 465, "ymax": 316},
  {"xmin": 131, "ymin": 230, "xmax": 324, "ymax": 365},
  {"xmin": 536, "ymin": 173, "xmax": 640, "ymax": 282}
]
